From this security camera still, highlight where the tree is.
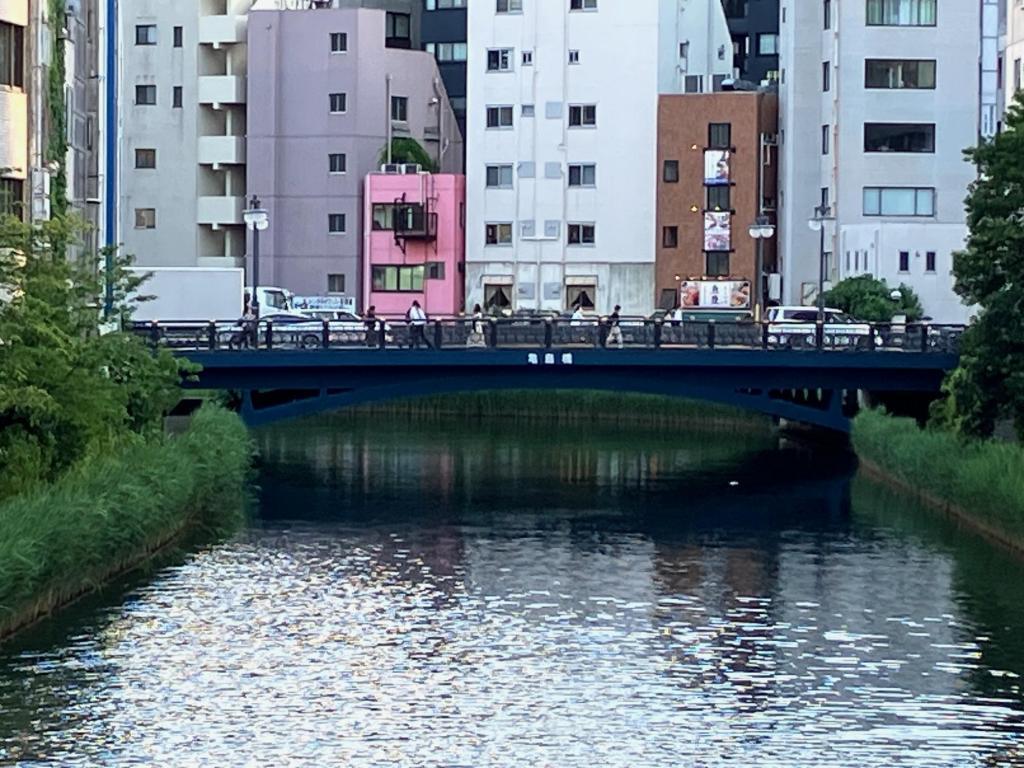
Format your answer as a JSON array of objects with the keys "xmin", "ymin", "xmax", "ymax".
[
  {"xmin": 943, "ymin": 92, "xmax": 1024, "ymax": 439},
  {"xmin": 822, "ymin": 275, "xmax": 923, "ymax": 322},
  {"xmin": 377, "ymin": 138, "xmax": 437, "ymax": 172}
]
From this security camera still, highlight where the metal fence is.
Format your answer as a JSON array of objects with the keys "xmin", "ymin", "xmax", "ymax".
[{"xmin": 130, "ymin": 317, "xmax": 966, "ymax": 355}]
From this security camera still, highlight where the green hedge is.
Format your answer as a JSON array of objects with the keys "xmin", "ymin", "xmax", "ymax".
[
  {"xmin": 853, "ymin": 409, "xmax": 1024, "ymax": 545},
  {"xmin": 0, "ymin": 405, "xmax": 252, "ymax": 637}
]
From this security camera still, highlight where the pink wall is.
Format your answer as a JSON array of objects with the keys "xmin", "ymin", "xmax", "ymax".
[{"xmin": 363, "ymin": 172, "xmax": 466, "ymax": 317}]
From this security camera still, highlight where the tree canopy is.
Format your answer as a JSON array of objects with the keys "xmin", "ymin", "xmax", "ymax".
[
  {"xmin": 822, "ymin": 275, "xmax": 923, "ymax": 323},
  {"xmin": 377, "ymin": 138, "xmax": 438, "ymax": 172},
  {"xmin": 940, "ymin": 93, "xmax": 1024, "ymax": 439}
]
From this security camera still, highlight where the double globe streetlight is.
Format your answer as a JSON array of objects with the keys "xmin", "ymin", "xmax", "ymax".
[
  {"xmin": 747, "ymin": 215, "xmax": 776, "ymax": 321},
  {"xmin": 243, "ymin": 195, "xmax": 270, "ymax": 318}
]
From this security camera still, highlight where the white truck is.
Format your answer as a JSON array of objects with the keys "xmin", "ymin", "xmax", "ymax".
[{"xmin": 127, "ymin": 267, "xmax": 292, "ymax": 321}]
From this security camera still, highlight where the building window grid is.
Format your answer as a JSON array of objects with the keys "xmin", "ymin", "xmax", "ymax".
[
  {"xmin": 568, "ymin": 164, "xmax": 596, "ymax": 187},
  {"xmin": 328, "ymin": 213, "xmax": 347, "ymax": 233},
  {"xmin": 866, "ymin": 0, "xmax": 936, "ymax": 27},
  {"xmin": 330, "ymin": 32, "xmax": 348, "ymax": 53},
  {"xmin": 863, "ymin": 187, "xmax": 935, "ymax": 217},
  {"xmin": 0, "ymin": 22, "xmax": 25, "ymax": 89},
  {"xmin": 135, "ymin": 24, "xmax": 156, "ymax": 45}
]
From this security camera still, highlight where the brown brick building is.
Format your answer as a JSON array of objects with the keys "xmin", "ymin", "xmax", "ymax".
[{"xmin": 656, "ymin": 91, "xmax": 778, "ymax": 316}]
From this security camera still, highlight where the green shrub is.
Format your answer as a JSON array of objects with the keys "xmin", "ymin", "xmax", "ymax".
[
  {"xmin": 853, "ymin": 409, "xmax": 1024, "ymax": 541},
  {"xmin": 0, "ymin": 405, "xmax": 251, "ymax": 636}
]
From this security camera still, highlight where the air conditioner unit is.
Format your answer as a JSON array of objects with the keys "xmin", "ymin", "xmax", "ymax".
[
  {"xmin": 402, "ymin": 164, "xmax": 421, "ymax": 174},
  {"xmin": 380, "ymin": 164, "xmax": 402, "ymax": 173}
]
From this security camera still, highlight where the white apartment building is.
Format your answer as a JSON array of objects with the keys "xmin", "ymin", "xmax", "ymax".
[
  {"xmin": 467, "ymin": 0, "xmax": 716, "ymax": 315},
  {"xmin": 119, "ymin": 0, "xmax": 253, "ymax": 268},
  {"xmin": 1005, "ymin": 0, "xmax": 1024, "ymax": 110},
  {"xmin": 779, "ymin": 0, "xmax": 994, "ymax": 324}
]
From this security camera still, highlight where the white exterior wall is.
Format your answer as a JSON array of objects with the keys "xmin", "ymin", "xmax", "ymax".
[
  {"xmin": 120, "ymin": 0, "xmax": 252, "ymax": 268},
  {"xmin": 658, "ymin": 0, "xmax": 732, "ymax": 94},
  {"xmin": 465, "ymin": 1, "xmax": 663, "ymax": 315},
  {"xmin": 779, "ymin": 0, "xmax": 982, "ymax": 323},
  {"xmin": 0, "ymin": 0, "xmax": 28, "ymax": 190},
  {"xmin": 1006, "ymin": 0, "xmax": 1024, "ymax": 109}
]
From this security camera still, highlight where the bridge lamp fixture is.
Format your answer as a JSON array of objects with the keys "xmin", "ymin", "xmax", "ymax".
[
  {"xmin": 748, "ymin": 215, "xmax": 775, "ymax": 321},
  {"xmin": 244, "ymin": 196, "xmax": 270, "ymax": 319},
  {"xmin": 890, "ymin": 289, "xmax": 903, "ymax": 301},
  {"xmin": 807, "ymin": 204, "xmax": 835, "ymax": 322}
]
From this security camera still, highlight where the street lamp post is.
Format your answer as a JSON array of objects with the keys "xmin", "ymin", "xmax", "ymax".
[
  {"xmin": 243, "ymin": 195, "xmax": 269, "ymax": 318},
  {"xmin": 747, "ymin": 215, "xmax": 776, "ymax": 321},
  {"xmin": 807, "ymin": 204, "xmax": 835, "ymax": 324}
]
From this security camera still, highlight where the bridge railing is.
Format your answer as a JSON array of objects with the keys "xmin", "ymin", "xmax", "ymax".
[{"xmin": 128, "ymin": 317, "xmax": 966, "ymax": 355}]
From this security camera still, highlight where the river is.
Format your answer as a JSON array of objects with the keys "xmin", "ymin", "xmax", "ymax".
[{"xmin": 1, "ymin": 415, "xmax": 1023, "ymax": 767}]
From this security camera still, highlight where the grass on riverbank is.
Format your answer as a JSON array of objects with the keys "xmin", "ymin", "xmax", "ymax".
[
  {"xmin": 0, "ymin": 405, "xmax": 252, "ymax": 639},
  {"xmin": 853, "ymin": 409, "xmax": 1024, "ymax": 548},
  {"xmin": 346, "ymin": 390, "xmax": 769, "ymax": 431}
]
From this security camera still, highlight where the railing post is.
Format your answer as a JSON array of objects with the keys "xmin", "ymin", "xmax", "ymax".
[
  {"xmin": 707, "ymin": 321, "xmax": 716, "ymax": 350},
  {"xmin": 149, "ymin": 321, "xmax": 160, "ymax": 348},
  {"xmin": 596, "ymin": 319, "xmax": 605, "ymax": 349},
  {"xmin": 653, "ymin": 320, "xmax": 662, "ymax": 349},
  {"xmin": 321, "ymin": 319, "xmax": 330, "ymax": 349},
  {"xmin": 761, "ymin": 322, "xmax": 770, "ymax": 351},
  {"xmin": 378, "ymin": 319, "xmax": 387, "ymax": 350},
  {"xmin": 815, "ymin": 321, "xmax": 825, "ymax": 350},
  {"xmin": 489, "ymin": 319, "xmax": 498, "ymax": 348},
  {"xmin": 544, "ymin": 320, "xmax": 553, "ymax": 349},
  {"xmin": 207, "ymin": 321, "xmax": 217, "ymax": 351},
  {"xmin": 920, "ymin": 324, "xmax": 930, "ymax": 353},
  {"xmin": 264, "ymin": 320, "xmax": 273, "ymax": 350},
  {"xmin": 433, "ymin": 320, "xmax": 443, "ymax": 349}
]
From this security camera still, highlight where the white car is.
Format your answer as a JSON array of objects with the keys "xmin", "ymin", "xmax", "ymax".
[{"xmin": 765, "ymin": 306, "xmax": 881, "ymax": 348}]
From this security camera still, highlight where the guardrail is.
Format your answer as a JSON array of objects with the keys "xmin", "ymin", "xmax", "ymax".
[{"xmin": 129, "ymin": 317, "xmax": 966, "ymax": 355}]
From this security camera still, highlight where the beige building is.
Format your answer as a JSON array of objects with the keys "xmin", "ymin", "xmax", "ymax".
[
  {"xmin": 0, "ymin": 0, "xmax": 29, "ymax": 218},
  {"xmin": 1007, "ymin": 0, "xmax": 1024, "ymax": 111}
]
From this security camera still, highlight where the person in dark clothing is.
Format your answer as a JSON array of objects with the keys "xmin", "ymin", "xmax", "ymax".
[
  {"xmin": 364, "ymin": 305, "xmax": 378, "ymax": 347},
  {"xmin": 606, "ymin": 305, "xmax": 623, "ymax": 349}
]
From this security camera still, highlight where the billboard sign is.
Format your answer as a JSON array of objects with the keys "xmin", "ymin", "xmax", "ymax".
[
  {"xmin": 704, "ymin": 150, "xmax": 731, "ymax": 186},
  {"xmin": 703, "ymin": 212, "xmax": 731, "ymax": 251},
  {"xmin": 679, "ymin": 280, "xmax": 751, "ymax": 310}
]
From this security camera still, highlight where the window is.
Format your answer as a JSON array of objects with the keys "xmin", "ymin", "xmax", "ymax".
[
  {"xmin": 135, "ymin": 24, "xmax": 156, "ymax": 45},
  {"xmin": 863, "ymin": 187, "xmax": 935, "ymax": 216},
  {"xmin": 0, "ymin": 22, "xmax": 25, "ymax": 89},
  {"xmin": 173, "ymin": 86, "xmax": 182, "ymax": 108},
  {"xmin": 173, "ymin": 26, "xmax": 183, "ymax": 47},
  {"xmin": 487, "ymin": 48, "xmax": 513, "ymax": 71},
  {"xmin": 0, "ymin": 178, "xmax": 24, "ymax": 217},
  {"xmin": 568, "ymin": 104, "xmax": 597, "ymax": 127},
  {"xmin": 135, "ymin": 85, "xmax": 156, "ymax": 105},
  {"xmin": 372, "ymin": 265, "xmax": 425, "ymax": 292},
  {"xmin": 898, "ymin": 251, "xmax": 910, "ymax": 272},
  {"xmin": 497, "ymin": 0, "xmax": 522, "ymax": 12},
  {"xmin": 662, "ymin": 226, "xmax": 678, "ymax": 248},
  {"xmin": 570, "ymin": 0, "xmax": 598, "ymax": 8},
  {"xmin": 485, "ymin": 222, "xmax": 513, "ymax": 245},
  {"xmin": 866, "ymin": 0, "xmax": 936, "ymax": 26},
  {"xmin": 426, "ymin": 0, "xmax": 467, "ymax": 7},
  {"xmin": 706, "ymin": 185, "xmax": 730, "ymax": 210},
  {"xmin": 425, "ymin": 42, "xmax": 467, "ymax": 62},
  {"xmin": 864, "ymin": 123, "xmax": 935, "ymax": 153},
  {"xmin": 134, "ymin": 148, "xmax": 156, "ymax": 169},
  {"xmin": 329, "ymin": 92, "xmax": 347, "ymax": 113},
  {"xmin": 427, "ymin": 262, "xmax": 446, "ymax": 280},
  {"xmin": 865, "ymin": 59, "xmax": 936, "ymax": 89},
  {"xmin": 328, "ymin": 274, "xmax": 346, "ymax": 293},
  {"xmin": 663, "ymin": 160, "xmax": 679, "ymax": 183},
  {"xmin": 330, "ymin": 32, "xmax": 348, "ymax": 53},
  {"xmin": 568, "ymin": 50, "xmax": 580, "ymax": 64},
  {"xmin": 706, "ymin": 252, "xmax": 730, "ymax": 276},
  {"xmin": 822, "ymin": 124, "xmax": 830, "ymax": 154},
  {"xmin": 822, "ymin": 61, "xmax": 830, "ymax": 91},
  {"xmin": 328, "ymin": 213, "xmax": 347, "ymax": 233},
  {"xmin": 385, "ymin": 12, "xmax": 411, "ymax": 43},
  {"xmin": 568, "ymin": 164, "xmax": 596, "ymax": 186},
  {"xmin": 566, "ymin": 284, "xmax": 596, "ymax": 310},
  {"xmin": 522, "ymin": 50, "xmax": 533, "ymax": 65},
  {"xmin": 329, "ymin": 153, "xmax": 347, "ymax": 173},
  {"xmin": 757, "ymin": 34, "xmax": 778, "ymax": 55},
  {"xmin": 522, "ymin": 104, "xmax": 535, "ymax": 117},
  {"xmin": 485, "ymin": 164, "xmax": 513, "ymax": 188},
  {"xmin": 567, "ymin": 223, "xmax": 595, "ymax": 245},
  {"xmin": 824, "ymin": 0, "xmax": 831, "ymax": 28},
  {"xmin": 134, "ymin": 208, "xmax": 156, "ymax": 229},
  {"xmin": 659, "ymin": 288, "xmax": 679, "ymax": 310},
  {"xmin": 708, "ymin": 123, "xmax": 731, "ymax": 149},
  {"xmin": 486, "ymin": 106, "xmax": 514, "ymax": 128},
  {"xmin": 485, "ymin": 283, "xmax": 513, "ymax": 309},
  {"xmin": 371, "ymin": 204, "xmax": 395, "ymax": 230},
  {"xmin": 926, "ymin": 251, "xmax": 936, "ymax": 272},
  {"xmin": 391, "ymin": 95, "xmax": 408, "ymax": 122}
]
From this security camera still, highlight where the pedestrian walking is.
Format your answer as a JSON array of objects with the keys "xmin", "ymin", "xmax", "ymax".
[
  {"xmin": 467, "ymin": 303, "xmax": 487, "ymax": 348},
  {"xmin": 407, "ymin": 300, "xmax": 432, "ymax": 349},
  {"xmin": 364, "ymin": 305, "xmax": 378, "ymax": 347},
  {"xmin": 606, "ymin": 305, "xmax": 624, "ymax": 349}
]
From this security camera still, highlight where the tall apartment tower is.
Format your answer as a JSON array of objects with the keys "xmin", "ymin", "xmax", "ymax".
[
  {"xmin": 722, "ymin": 0, "xmax": 780, "ymax": 85},
  {"xmin": 422, "ymin": 0, "xmax": 467, "ymax": 139},
  {"xmin": 778, "ymin": 0, "xmax": 994, "ymax": 324}
]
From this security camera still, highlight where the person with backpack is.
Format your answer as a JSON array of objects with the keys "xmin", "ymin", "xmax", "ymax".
[
  {"xmin": 406, "ymin": 300, "xmax": 431, "ymax": 349},
  {"xmin": 605, "ymin": 305, "xmax": 624, "ymax": 349}
]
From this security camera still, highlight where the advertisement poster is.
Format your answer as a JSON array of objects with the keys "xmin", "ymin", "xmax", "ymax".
[
  {"xmin": 703, "ymin": 212, "xmax": 731, "ymax": 251},
  {"xmin": 293, "ymin": 295, "xmax": 357, "ymax": 313},
  {"xmin": 679, "ymin": 280, "xmax": 751, "ymax": 310},
  {"xmin": 704, "ymin": 150, "xmax": 731, "ymax": 186}
]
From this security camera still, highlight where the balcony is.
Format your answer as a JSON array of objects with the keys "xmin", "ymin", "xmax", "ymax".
[
  {"xmin": 198, "ymin": 75, "xmax": 246, "ymax": 107},
  {"xmin": 198, "ymin": 136, "xmax": 246, "ymax": 167},
  {"xmin": 197, "ymin": 196, "xmax": 244, "ymax": 227},
  {"xmin": 198, "ymin": 15, "xmax": 246, "ymax": 48},
  {"xmin": 394, "ymin": 205, "xmax": 438, "ymax": 241}
]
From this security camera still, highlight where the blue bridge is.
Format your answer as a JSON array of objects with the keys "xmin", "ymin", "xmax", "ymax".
[{"xmin": 154, "ymin": 316, "xmax": 963, "ymax": 433}]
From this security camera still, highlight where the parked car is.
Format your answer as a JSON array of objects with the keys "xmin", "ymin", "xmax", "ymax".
[{"xmin": 765, "ymin": 306, "xmax": 881, "ymax": 348}]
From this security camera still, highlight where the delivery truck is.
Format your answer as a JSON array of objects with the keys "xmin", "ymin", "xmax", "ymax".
[{"xmin": 127, "ymin": 267, "xmax": 292, "ymax": 321}]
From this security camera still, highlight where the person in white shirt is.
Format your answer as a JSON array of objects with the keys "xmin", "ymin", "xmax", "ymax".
[{"xmin": 406, "ymin": 300, "xmax": 431, "ymax": 349}]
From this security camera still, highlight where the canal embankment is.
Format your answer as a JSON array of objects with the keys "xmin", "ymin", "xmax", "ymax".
[
  {"xmin": 0, "ymin": 405, "xmax": 252, "ymax": 640},
  {"xmin": 852, "ymin": 409, "xmax": 1024, "ymax": 554}
]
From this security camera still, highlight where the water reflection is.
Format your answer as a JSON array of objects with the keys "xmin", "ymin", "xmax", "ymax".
[{"xmin": 0, "ymin": 416, "xmax": 1022, "ymax": 766}]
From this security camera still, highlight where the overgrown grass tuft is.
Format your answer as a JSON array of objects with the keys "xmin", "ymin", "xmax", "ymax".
[
  {"xmin": 347, "ymin": 390, "xmax": 768, "ymax": 431},
  {"xmin": 0, "ymin": 405, "xmax": 252, "ymax": 638},
  {"xmin": 853, "ymin": 409, "xmax": 1024, "ymax": 545}
]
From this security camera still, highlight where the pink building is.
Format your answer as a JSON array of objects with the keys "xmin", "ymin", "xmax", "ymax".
[{"xmin": 363, "ymin": 171, "xmax": 466, "ymax": 317}]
